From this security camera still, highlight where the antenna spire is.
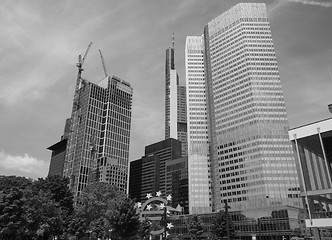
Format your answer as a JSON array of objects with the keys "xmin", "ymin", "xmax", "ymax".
[{"xmin": 172, "ymin": 33, "xmax": 175, "ymax": 50}]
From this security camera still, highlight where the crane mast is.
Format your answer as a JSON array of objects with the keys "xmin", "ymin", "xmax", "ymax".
[
  {"xmin": 66, "ymin": 42, "xmax": 93, "ymax": 192},
  {"xmin": 99, "ymin": 49, "xmax": 109, "ymax": 78}
]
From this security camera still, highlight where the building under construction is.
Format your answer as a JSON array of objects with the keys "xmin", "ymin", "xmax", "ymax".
[{"xmin": 62, "ymin": 44, "xmax": 133, "ymax": 197}]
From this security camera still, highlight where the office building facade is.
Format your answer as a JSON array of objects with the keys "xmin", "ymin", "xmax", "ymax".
[
  {"xmin": 289, "ymin": 118, "xmax": 332, "ymax": 239},
  {"xmin": 47, "ymin": 118, "xmax": 71, "ymax": 177},
  {"xmin": 47, "ymin": 138, "xmax": 67, "ymax": 177},
  {"xmin": 129, "ymin": 138, "xmax": 189, "ymax": 213},
  {"xmin": 63, "ymin": 75, "xmax": 133, "ymax": 197},
  {"xmin": 165, "ymin": 38, "xmax": 188, "ymax": 156},
  {"xmin": 186, "ymin": 3, "xmax": 301, "ymax": 214},
  {"xmin": 185, "ymin": 36, "xmax": 213, "ymax": 213}
]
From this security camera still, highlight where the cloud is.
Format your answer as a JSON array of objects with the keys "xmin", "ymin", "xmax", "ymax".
[
  {"xmin": 0, "ymin": 150, "xmax": 48, "ymax": 178},
  {"xmin": 288, "ymin": 0, "xmax": 332, "ymax": 7},
  {"xmin": 268, "ymin": 0, "xmax": 290, "ymax": 18}
]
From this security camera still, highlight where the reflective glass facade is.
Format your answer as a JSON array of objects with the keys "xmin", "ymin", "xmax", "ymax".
[
  {"xmin": 165, "ymin": 42, "xmax": 188, "ymax": 156},
  {"xmin": 63, "ymin": 76, "xmax": 132, "ymax": 197},
  {"xmin": 186, "ymin": 3, "xmax": 301, "ymax": 213},
  {"xmin": 168, "ymin": 206, "xmax": 302, "ymax": 239},
  {"xmin": 185, "ymin": 36, "xmax": 212, "ymax": 214}
]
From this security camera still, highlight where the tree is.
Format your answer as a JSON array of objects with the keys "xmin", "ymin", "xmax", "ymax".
[
  {"xmin": 69, "ymin": 182, "xmax": 140, "ymax": 239},
  {"xmin": 32, "ymin": 176, "xmax": 74, "ymax": 217},
  {"xmin": 188, "ymin": 215, "xmax": 204, "ymax": 240},
  {"xmin": 137, "ymin": 219, "xmax": 152, "ymax": 240},
  {"xmin": 30, "ymin": 176, "xmax": 74, "ymax": 239},
  {"xmin": 24, "ymin": 190, "xmax": 64, "ymax": 240},
  {"xmin": 108, "ymin": 196, "xmax": 140, "ymax": 240},
  {"xmin": 0, "ymin": 175, "xmax": 74, "ymax": 240},
  {"xmin": 0, "ymin": 175, "xmax": 32, "ymax": 193},
  {"xmin": 67, "ymin": 211, "xmax": 89, "ymax": 240},
  {"xmin": 0, "ymin": 188, "xmax": 28, "ymax": 240},
  {"xmin": 210, "ymin": 210, "xmax": 235, "ymax": 240}
]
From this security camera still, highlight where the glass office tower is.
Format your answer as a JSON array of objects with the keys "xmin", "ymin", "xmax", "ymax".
[
  {"xmin": 63, "ymin": 75, "xmax": 133, "ymax": 197},
  {"xmin": 186, "ymin": 3, "xmax": 301, "ymax": 213},
  {"xmin": 165, "ymin": 37, "xmax": 188, "ymax": 156},
  {"xmin": 185, "ymin": 36, "xmax": 213, "ymax": 214}
]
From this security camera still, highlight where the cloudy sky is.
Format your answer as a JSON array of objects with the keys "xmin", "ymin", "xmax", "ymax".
[{"xmin": 0, "ymin": 0, "xmax": 331, "ymax": 179}]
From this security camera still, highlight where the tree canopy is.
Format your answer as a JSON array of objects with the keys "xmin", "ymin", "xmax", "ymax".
[
  {"xmin": 68, "ymin": 182, "xmax": 140, "ymax": 240},
  {"xmin": 210, "ymin": 210, "xmax": 235, "ymax": 240},
  {"xmin": 0, "ymin": 176, "xmax": 141, "ymax": 240},
  {"xmin": 188, "ymin": 215, "xmax": 205, "ymax": 240},
  {"xmin": 0, "ymin": 175, "xmax": 74, "ymax": 240}
]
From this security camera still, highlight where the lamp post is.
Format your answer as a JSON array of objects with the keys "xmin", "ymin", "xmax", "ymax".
[
  {"xmin": 258, "ymin": 218, "xmax": 261, "ymax": 240},
  {"xmin": 164, "ymin": 207, "xmax": 167, "ymax": 240},
  {"xmin": 224, "ymin": 200, "xmax": 231, "ymax": 240}
]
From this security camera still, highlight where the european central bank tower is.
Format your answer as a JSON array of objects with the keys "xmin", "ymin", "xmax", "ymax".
[
  {"xmin": 63, "ymin": 70, "xmax": 133, "ymax": 198},
  {"xmin": 186, "ymin": 3, "xmax": 301, "ymax": 214}
]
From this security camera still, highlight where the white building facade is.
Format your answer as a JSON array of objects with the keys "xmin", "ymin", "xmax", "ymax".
[
  {"xmin": 186, "ymin": 3, "xmax": 302, "ymax": 214},
  {"xmin": 185, "ymin": 36, "xmax": 212, "ymax": 214}
]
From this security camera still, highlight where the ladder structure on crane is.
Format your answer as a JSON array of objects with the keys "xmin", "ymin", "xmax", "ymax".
[{"xmin": 66, "ymin": 42, "xmax": 93, "ymax": 190}]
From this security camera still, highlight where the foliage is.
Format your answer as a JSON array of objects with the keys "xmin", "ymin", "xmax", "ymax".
[
  {"xmin": 137, "ymin": 219, "xmax": 152, "ymax": 240},
  {"xmin": 24, "ymin": 190, "xmax": 64, "ymax": 239},
  {"xmin": 0, "ymin": 176, "xmax": 140, "ymax": 240},
  {"xmin": 0, "ymin": 175, "xmax": 32, "ymax": 193},
  {"xmin": 109, "ymin": 196, "xmax": 140, "ymax": 239},
  {"xmin": 32, "ymin": 175, "xmax": 74, "ymax": 216},
  {"xmin": 0, "ymin": 175, "xmax": 74, "ymax": 240},
  {"xmin": 69, "ymin": 182, "xmax": 140, "ymax": 240},
  {"xmin": 67, "ymin": 211, "xmax": 89, "ymax": 239},
  {"xmin": 0, "ymin": 188, "xmax": 28, "ymax": 240},
  {"xmin": 188, "ymin": 215, "xmax": 204, "ymax": 240},
  {"xmin": 210, "ymin": 210, "xmax": 235, "ymax": 240}
]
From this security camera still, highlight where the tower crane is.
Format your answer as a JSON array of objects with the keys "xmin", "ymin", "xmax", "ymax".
[
  {"xmin": 73, "ymin": 42, "xmax": 92, "ymax": 111},
  {"xmin": 76, "ymin": 42, "xmax": 93, "ymax": 91},
  {"xmin": 77, "ymin": 42, "xmax": 92, "ymax": 71},
  {"xmin": 98, "ymin": 49, "xmax": 109, "ymax": 77}
]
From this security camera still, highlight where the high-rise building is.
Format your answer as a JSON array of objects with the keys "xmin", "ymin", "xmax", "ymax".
[
  {"xmin": 185, "ymin": 36, "xmax": 212, "ymax": 213},
  {"xmin": 47, "ymin": 118, "xmax": 71, "ymax": 177},
  {"xmin": 47, "ymin": 138, "xmax": 67, "ymax": 177},
  {"xmin": 129, "ymin": 138, "xmax": 189, "ymax": 213},
  {"xmin": 165, "ymin": 36, "xmax": 188, "ymax": 156},
  {"xmin": 63, "ymin": 73, "xmax": 133, "ymax": 197},
  {"xmin": 186, "ymin": 3, "xmax": 301, "ymax": 214}
]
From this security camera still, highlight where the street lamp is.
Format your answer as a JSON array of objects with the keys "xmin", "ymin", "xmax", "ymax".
[
  {"xmin": 223, "ymin": 200, "xmax": 231, "ymax": 240},
  {"xmin": 258, "ymin": 218, "xmax": 261, "ymax": 240}
]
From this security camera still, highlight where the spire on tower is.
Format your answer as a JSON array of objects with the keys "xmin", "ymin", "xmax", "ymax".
[{"xmin": 172, "ymin": 33, "xmax": 175, "ymax": 50}]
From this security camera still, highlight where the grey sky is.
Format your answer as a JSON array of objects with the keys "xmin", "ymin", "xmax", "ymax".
[{"xmin": 0, "ymin": 0, "xmax": 331, "ymax": 178}]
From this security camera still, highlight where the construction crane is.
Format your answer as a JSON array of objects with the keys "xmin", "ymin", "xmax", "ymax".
[
  {"xmin": 98, "ymin": 49, "xmax": 109, "ymax": 77},
  {"xmin": 73, "ymin": 42, "xmax": 92, "ymax": 110},
  {"xmin": 67, "ymin": 42, "xmax": 93, "ymax": 193},
  {"xmin": 77, "ymin": 42, "xmax": 92, "ymax": 72},
  {"xmin": 76, "ymin": 42, "xmax": 92, "ymax": 89}
]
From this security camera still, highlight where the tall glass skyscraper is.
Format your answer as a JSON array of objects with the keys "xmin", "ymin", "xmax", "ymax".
[
  {"xmin": 185, "ymin": 36, "xmax": 213, "ymax": 213},
  {"xmin": 186, "ymin": 3, "xmax": 301, "ymax": 214},
  {"xmin": 165, "ymin": 36, "xmax": 188, "ymax": 156},
  {"xmin": 63, "ymin": 74, "xmax": 133, "ymax": 197}
]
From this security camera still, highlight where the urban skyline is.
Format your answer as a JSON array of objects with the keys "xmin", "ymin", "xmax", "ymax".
[{"xmin": 1, "ymin": 0, "xmax": 332, "ymax": 179}]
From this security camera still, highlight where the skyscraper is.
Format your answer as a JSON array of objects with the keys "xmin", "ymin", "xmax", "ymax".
[
  {"xmin": 63, "ymin": 64, "xmax": 133, "ymax": 197},
  {"xmin": 129, "ymin": 138, "xmax": 188, "ymax": 212},
  {"xmin": 185, "ymin": 36, "xmax": 213, "ymax": 213},
  {"xmin": 165, "ymin": 36, "xmax": 188, "ymax": 156},
  {"xmin": 47, "ymin": 118, "xmax": 71, "ymax": 177},
  {"xmin": 186, "ymin": 3, "xmax": 301, "ymax": 214}
]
